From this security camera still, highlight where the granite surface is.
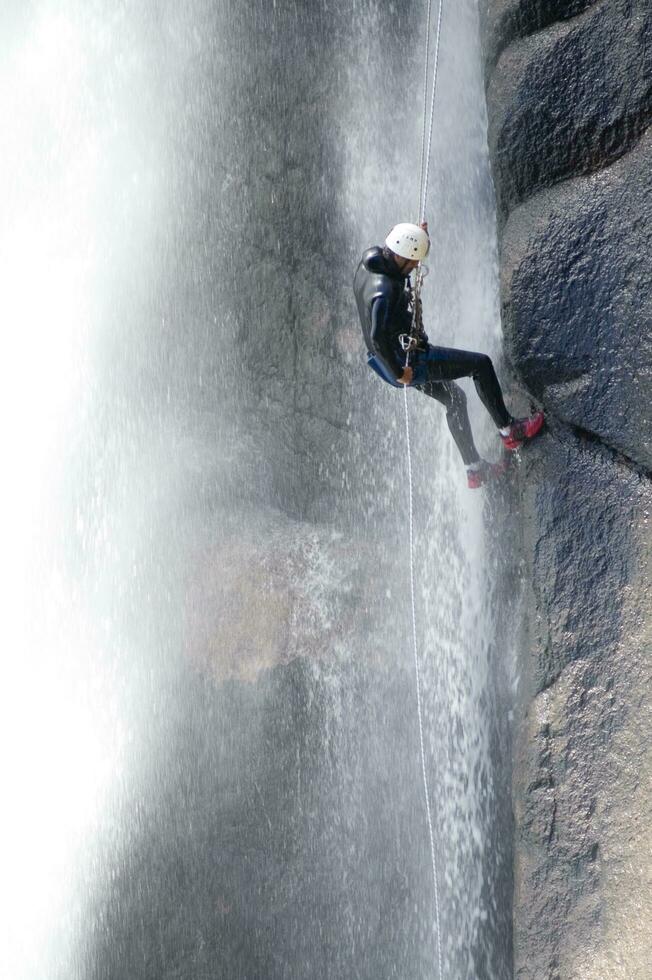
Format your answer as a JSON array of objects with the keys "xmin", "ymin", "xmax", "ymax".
[{"xmin": 482, "ymin": 1, "xmax": 652, "ymax": 976}]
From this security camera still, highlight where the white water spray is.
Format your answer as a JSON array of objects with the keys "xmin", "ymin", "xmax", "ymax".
[{"xmin": 342, "ymin": 1, "xmax": 510, "ymax": 976}]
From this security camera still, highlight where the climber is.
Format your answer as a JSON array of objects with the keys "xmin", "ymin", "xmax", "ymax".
[{"xmin": 353, "ymin": 221, "xmax": 545, "ymax": 489}]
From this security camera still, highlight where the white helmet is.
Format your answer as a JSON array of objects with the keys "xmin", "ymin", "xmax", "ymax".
[{"xmin": 385, "ymin": 222, "xmax": 430, "ymax": 261}]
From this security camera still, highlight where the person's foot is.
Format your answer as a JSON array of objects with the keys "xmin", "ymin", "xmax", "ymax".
[
  {"xmin": 500, "ymin": 411, "xmax": 545, "ymax": 451},
  {"xmin": 466, "ymin": 456, "xmax": 510, "ymax": 490}
]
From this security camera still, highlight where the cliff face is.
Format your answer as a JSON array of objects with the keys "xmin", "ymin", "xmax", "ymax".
[{"xmin": 481, "ymin": 2, "xmax": 652, "ymax": 977}]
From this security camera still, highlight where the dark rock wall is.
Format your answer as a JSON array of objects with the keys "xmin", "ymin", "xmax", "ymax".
[
  {"xmin": 501, "ymin": 131, "xmax": 652, "ymax": 470},
  {"xmin": 486, "ymin": 0, "xmax": 652, "ymax": 223},
  {"xmin": 482, "ymin": 1, "xmax": 652, "ymax": 977}
]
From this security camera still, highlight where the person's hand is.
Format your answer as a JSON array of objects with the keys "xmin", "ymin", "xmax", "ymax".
[
  {"xmin": 397, "ymin": 366, "xmax": 414, "ymax": 385},
  {"xmin": 420, "ymin": 220, "xmax": 429, "ymax": 234}
]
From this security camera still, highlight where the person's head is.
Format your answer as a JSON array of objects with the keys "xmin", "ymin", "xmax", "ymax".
[{"xmin": 384, "ymin": 222, "xmax": 430, "ymax": 276}]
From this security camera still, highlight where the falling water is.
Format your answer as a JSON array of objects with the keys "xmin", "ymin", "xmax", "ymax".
[
  {"xmin": 340, "ymin": 2, "xmax": 514, "ymax": 976},
  {"xmin": 1, "ymin": 2, "xmax": 513, "ymax": 978}
]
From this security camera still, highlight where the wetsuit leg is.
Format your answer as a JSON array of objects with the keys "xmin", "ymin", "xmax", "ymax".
[
  {"xmin": 416, "ymin": 346, "xmax": 511, "ymax": 429},
  {"xmin": 416, "ymin": 380, "xmax": 481, "ymax": 466}
]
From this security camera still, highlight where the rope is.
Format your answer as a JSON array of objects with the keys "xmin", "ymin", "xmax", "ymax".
[
  {"xmin": 417, "ymin": 0, "xmax": 434, "ymax": 221},
  {"xmin": 403, "ymin": 386, "xmax": 443, "ymax": 978},
  {"xmin": 412, "ymin": 0, "xmax": 444, "ymax": 336},
  {"xmin": 405, "ymin": 1, "xmax": 446, "ymax": 976},
  {"xmin": 418, "ymin": 0, "xmax": 445, "ymax": 223}
]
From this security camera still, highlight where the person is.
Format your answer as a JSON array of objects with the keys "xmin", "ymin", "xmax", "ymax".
[{"xmin": 353, "ymin": 221, "xmax": 544, "ymax": 488}]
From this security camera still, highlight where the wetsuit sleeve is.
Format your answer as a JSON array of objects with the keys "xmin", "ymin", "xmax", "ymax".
[{"xmin": 370, "ymin": 296, "xmax": 404, "ymax": 380}]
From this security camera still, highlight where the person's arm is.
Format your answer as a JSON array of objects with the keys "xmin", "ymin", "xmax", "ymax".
[{"xmin": 370, "ymin": 296, "xmax": 413, "ymax": 385}]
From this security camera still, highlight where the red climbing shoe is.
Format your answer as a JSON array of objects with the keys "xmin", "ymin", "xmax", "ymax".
[
  {"xmin": 466, "ymin": 456, "xmax": 511, "ymax": 490},
  {"xmin": 500, "ymin": 411, "xmax": 545, "ymax": 451}
]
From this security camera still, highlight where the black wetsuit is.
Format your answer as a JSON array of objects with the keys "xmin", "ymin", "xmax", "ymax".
[{"xmin": 353, "ymin": 245, "xmax": 511, "ymax": 466}]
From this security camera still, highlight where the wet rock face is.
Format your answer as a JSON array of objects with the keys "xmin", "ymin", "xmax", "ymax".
[
  {"xmin": 482, "ymin": 0, "xmax": 597, "ymax": 62},
  {"xmin": 501, "ymin": 130, "xmax": 652, "ymax": 470},
  {"xmin": 484, "ymin": 0, "xmax": 652, "ymax": 469},
  {"xmin": 485, "ymin": 0, "xmax": 652, "ymax": 224},
  {"xmin": 482, "ymin": 1, "xmax": 652, "ymax": 976},
  {"xmin": 182, "ymin": 510, "xmax": 404, "ymax": 682},
  {"xmin": 521, "ymin": 437, "xmax": 637, "ymax": 691}
]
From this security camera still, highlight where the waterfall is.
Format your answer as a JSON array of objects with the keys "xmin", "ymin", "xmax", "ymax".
[
  {"xmin": 1, "ymin": 2, "xmax": 513, "ymax": 978},
  {"xmin": 341, "ymin": 2, "xmax": 513, "ymax": 976}
]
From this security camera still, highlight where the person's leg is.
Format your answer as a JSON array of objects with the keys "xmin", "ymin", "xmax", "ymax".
[
  {"xmin": 415, "ymin": 345, "xmax": 512, "ymax": 429},
  {"xmin": 416, "ymin": 380, "xmax": 481, "ymax": 466}
]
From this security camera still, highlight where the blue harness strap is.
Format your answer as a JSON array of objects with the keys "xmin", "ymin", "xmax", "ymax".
[{"xmin": 366, "ymin": 351, "xmax": 404, "ymax": 388}]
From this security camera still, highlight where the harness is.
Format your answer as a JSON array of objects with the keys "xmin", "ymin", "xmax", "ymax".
[
  {"xmin": 398, "ymin": 264, "xmax": 430, "ymax": 370},
  {"xmin": 400, "ymin": 0, "xmax": 446, "ymax": 975}
]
